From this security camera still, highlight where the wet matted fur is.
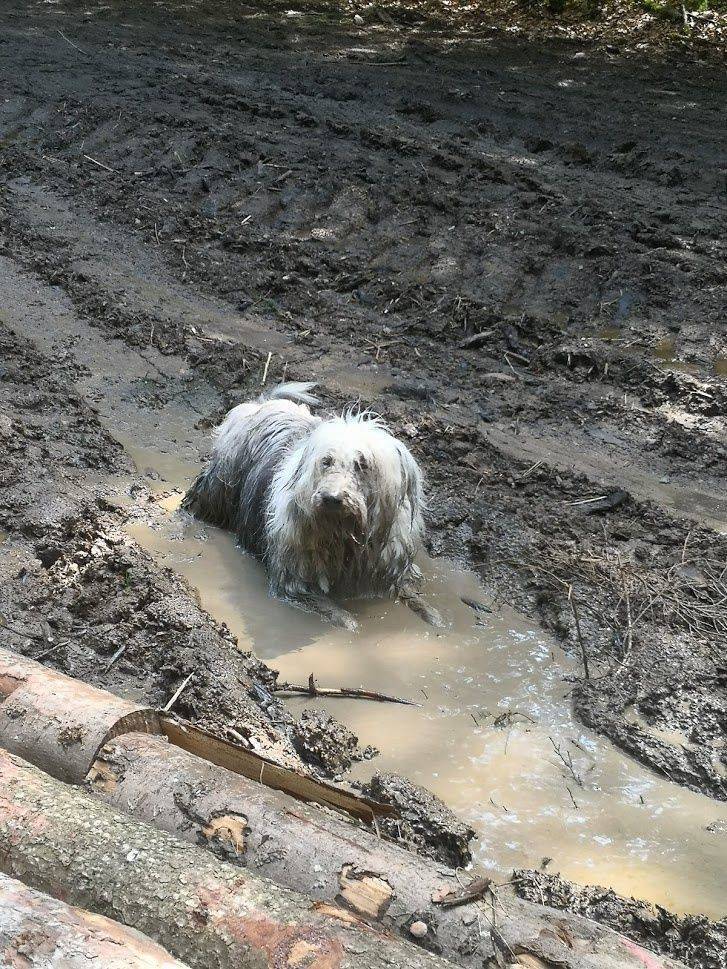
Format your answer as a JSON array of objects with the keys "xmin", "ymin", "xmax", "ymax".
[{"xmin": 183, "ymin": 382, "xmax": 440, "ymax": 630}]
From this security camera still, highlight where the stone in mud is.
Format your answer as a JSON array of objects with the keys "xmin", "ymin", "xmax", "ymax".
[
  {"xmin": 361, "ymin": 772, "xmax": 475, "ymax": 869},
  {"xmin": 514, "ymin": 870, "xmax": 726, "ymax": 969},
  {"xmin": 291, "ymin": 708, "xmax": 375, "ymax": 777}
]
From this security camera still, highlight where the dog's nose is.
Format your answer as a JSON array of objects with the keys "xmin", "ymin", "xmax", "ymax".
[{"xmin": 321, "ymin": 492, "xmax": 343, "ymax": 508}]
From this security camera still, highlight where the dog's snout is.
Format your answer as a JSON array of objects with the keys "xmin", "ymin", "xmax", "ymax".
[{"xmin": 321, "ymin": 491, "xmax": 344, "ymax": 508}]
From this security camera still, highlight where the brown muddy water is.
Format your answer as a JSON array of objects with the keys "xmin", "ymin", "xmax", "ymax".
[{"xmin": 128, "ymin": 480, "xmax": 727, "ymax": 921}]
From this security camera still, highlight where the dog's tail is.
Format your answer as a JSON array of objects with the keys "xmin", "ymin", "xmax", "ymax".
[{"xmin": 262, "ymin": 381, "xmax": 319, "ymax": 408}]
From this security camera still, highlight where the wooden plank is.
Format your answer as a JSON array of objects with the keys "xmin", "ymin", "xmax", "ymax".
[{"xmin": 161, "ymin": 717, "xmax": 395, "ymax": 821}]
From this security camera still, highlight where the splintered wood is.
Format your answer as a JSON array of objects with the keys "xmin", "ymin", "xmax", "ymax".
[{"xmin": 338, "ymin": 864, "xmax": 394, "ymax": 919}]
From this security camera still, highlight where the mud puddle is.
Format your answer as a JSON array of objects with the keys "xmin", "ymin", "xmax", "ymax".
[{"xmin": 129, "ymin": 487, "xmax": 727, "ymax": 920}]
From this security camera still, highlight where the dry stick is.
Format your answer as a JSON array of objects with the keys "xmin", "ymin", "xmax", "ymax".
[
  {"xmin": 275, "ymin": 674, "xmax": 420, "ymax": 707},
  {"xmin": 261, "ymin": 351, "xmax": 272, "ymax": 385},
  {"xmin": 35, "ymin": 642, "xmax": 66, "ymax": 661},
  {"xmin": 163, "ymin": 672, "xmax": 194, "ymax": 713},
  {"xmin": 104, "ymin": 644, "xmax": 128, "ymax": 673},
  {"xmin": 566, "ymin": 584, "xmax": 590, "ymax": 680},
  {"xmin": 617, "ymin": 558, "xmax": 634, "ymax": 663},
  {"xmin": 517, "ymin": 459, "xmax": 544, "ymax": 480},
  {"xmin": 57, "ymin": 29, "xmax": 87, "ymax": 55},
  {"xmin": 548, "ymin": 737, "xmax": 583, "ymax": 787},
  {"xmin": 82, "ymin": 153, "xmax": 115, "ymax": 173}
]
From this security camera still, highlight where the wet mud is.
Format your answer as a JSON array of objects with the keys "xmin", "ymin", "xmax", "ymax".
[{"xmin": 0, "ymin": 0, "xmax": 725, "ymax": 961}]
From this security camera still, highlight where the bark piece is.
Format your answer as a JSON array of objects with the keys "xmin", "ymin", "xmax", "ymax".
[
  {"xmin": 0, "ymin": 748, "xmax": 450, "ymax": 969},
  {"xmin": 162, "ymin": 716, "xmax": 390, "ymax": 821},
  {"xmin": 0, "ymin": 871, "xmax": 188, "ymax": 968},
  {"xmin": 0, "ymin": 645, "xmax": 159, "ymax": 783},
  {"xmin": 432, "ymin": 876, "xmax": 491, "ymax": 909}
]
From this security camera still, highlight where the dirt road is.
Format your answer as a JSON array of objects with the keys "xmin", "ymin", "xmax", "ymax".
[{"xmin": 0, "ymin": 0, "xmax": 725, "ymax": 960}]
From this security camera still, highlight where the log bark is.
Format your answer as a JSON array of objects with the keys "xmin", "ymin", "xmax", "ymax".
[
  {"xmin": 0, "ymin": 871, "xmax": 189, "ymax": 968},
  {"xmin": 87, "ymin": 732, "xmax": 687, "ymax": 969},
  {"xmin": 0, "ymin": 749, "xmax": 450, "ymax": 969},
  {"xmin": 0, "ymin": 645, "xmax": 159, "ymax": 782}
]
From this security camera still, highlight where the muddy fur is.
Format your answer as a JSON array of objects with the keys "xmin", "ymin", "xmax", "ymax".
[{"xmin": 184, "ymin": 383, "xmax": 439, "ymax": 629}]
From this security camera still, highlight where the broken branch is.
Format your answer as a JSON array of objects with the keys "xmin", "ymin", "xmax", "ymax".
[{"xmin": 274, "ymin": 674, "xmax": 420, "ymax": 706}]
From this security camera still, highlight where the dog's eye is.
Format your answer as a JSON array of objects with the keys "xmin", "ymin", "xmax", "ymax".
[
  {"xmin": 321, "ymin": 456, "xmax": 333, "ymax": 469},
  {"xmin": 355, "ymin": 456, "xmax": 369, "ymax": 473}
]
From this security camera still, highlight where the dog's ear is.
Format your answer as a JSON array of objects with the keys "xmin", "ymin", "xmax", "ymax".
[{"xmin": 396, "ymin": 443, "xmax": 423, "ymax": 526}]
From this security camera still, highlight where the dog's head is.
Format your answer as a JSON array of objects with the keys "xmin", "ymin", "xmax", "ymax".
[{"xmin": 286, "ymin": 413, "xmax": 422, "ymax": 540}]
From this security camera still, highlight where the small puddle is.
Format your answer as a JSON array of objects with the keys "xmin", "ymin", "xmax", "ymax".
[
  {"xmin": 653, "ymin": 338, "xmax": 700, "ymax": 375},
  {"xmin": 127, "ymin": 486, "xmax": 727, "ymax": 919}
]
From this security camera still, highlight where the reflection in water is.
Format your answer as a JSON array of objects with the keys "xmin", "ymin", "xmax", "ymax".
[{"xmin": 128, "ymin": 496, "xmax": 727, "ymax": 919}]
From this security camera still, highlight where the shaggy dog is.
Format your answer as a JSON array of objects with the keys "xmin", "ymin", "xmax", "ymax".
[{"xmin": 182, "ymin": 382, "xmax": 441, "ymax": 630}]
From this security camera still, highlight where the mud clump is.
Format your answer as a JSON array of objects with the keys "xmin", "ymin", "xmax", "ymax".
[
  {"xmin": 514, "ymin": 870, "xmax": 726, "ymax": 969},
  {"xmin": 361, "ymin": 772, "xmax": 475, "ymax": 869},
  {"xmin": 291, "ymin": 708, "xmax": 377, "ymax": 778}
]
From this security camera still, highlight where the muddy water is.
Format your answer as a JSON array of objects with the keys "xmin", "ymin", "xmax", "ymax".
[{"xmin": 128, "ymin": 488, "xmax": 727, "ymax": 920}]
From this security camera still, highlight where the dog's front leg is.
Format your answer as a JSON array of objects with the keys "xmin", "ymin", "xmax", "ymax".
[
  {"xmin": 277, "ymin": 587, "xmax": 359, "ymax": 632},
  {"xmin": 399, "ymin": 587, "xmax": 444, "ymax": 628}
]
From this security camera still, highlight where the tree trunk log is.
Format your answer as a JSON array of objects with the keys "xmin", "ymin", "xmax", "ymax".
[
  {"xmin": 0, "ymin": 871, "xmax": 189, "ymax": 968},
  {"xmin": 0, "ymin": 748, "xmax": 450, "ymax": 969},
  {"xmin": 0, "ymin": 645, "xmax": 159, "ymax": 783},
  {"xmin": 87, "ymin": 732, "xmax": 686, "ymax": 969}
]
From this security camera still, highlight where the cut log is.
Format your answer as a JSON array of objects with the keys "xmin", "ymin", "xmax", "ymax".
[
  {"xmin": 0, "ymin": 647, "xmax": 390, "ymax": 824},
  {"xmin": 0, "ymin": 871, "xmax": 189, "ymax": 968},
  {"xmin": 0, "ymin": 645, "xmax": 159, "ymax": 782},
  {"xmin": 0, "ymin": 748, "xmax": 451, "ymax": 969},
  {"xmin": 87, "ymin": 732, "xmax": 687, "ymax": 969}
]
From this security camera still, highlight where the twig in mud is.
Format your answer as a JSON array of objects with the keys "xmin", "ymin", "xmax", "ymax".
[
  {"xmin": 567, "ymin": 583, "xmax": 590, "ymax": 680},
  {"xmin": 617, "ymin": 556, "xmax": 633, "ymax": 663},
  {"xmin": 261, "ymin": 351, "xmax": 272, "ymax": 385},
  {"xmin": 491, "ymin": 709, "xmax": 536, "ymax": 728},
  {"xmin": 548, "ymin": 737, "xmax": 584, "ymax": 788},
  {"xmin": 163, "ymin": 671, "xmax": 194, "ymax": 713},
  {"xmin": 82, "ymin": 153, "xmax": 115, "ymax": 173},
  {"xmin": 275, "ymin": 674, "xmax": 420, "ymax": 706},
  {"xmin": 35, "ymin": 641, "xmax": 67, "ymax": 661},
  {"xmin": 503, "ymin": 349, "xmax": 530, "ymax": 367},
  {"xmin": 567, "ymin": 494, "xmax": 609, "ymax": 505},
  {"xmin": 58, "ymin": 29, "xmax": 87, "ymax": 55},
  {"xmin": 517, "ymin": 459, "xmax": 544, "ymax": 480},
  {"xmin": 565, "ymin": 785, "xmax": 579, "ymax": 809},
  {"xmin": 103, "ymin": 643, "xmax": 128, "ymax": 673}
]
